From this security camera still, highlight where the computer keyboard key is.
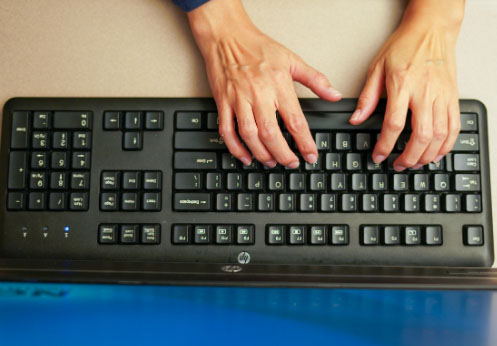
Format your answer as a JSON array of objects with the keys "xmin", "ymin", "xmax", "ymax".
[
  {"xmin": 237, "ymin": 193, "xmax": 254, "ymax": 211},
  {"xmin": 222, "ymin": 153, "xmax": 238, "ymax": 170},
  {"xmin": 341, "ymin": 194, "xmax": 357, "ymax": 212},
  {"xmin": 100, "ymin": 193, "xmax": 118, "ymax": 211},
  {"xmin": 434, "ymin": 174, "xmax": 450, "ymax": 191},
  {"xmin": 50, "ymin": 172, "xmax": 67, "ymax": 190},
  {"xmin": 453, "ymin": 134, "xmax": 479, "ymax": 151},
  {"xmin": 99, "ymin": 224, "xmax": 118, "ymax": 244},
  {"xmin": 145, "ymin": 112, "xmax": 164, "ymax": 130},
  {"xmin": 465, "ymin": 194, "xmax": 482, "ymax": 212},
  {"xmin": 33, "ymin": 112, "xmax": 50, "ymax": 129},
  {"xmin": 403, "ymin": 194, "xmax": 420, "ymax": 212},
  {"xmin": 175, "ymin": 172, "xmax": 201, "ymax": 190},
  {"xmin": 356, "ymin": 133, "xmax": 371, "ymax": 151},
  {"xmin": 73, "ymin": 132, "xmax": 91, "ymax": 149},
  {"xmin": 330, "ymin": 225, "xmax": 349, "ymax": 245},
  {"xmin": 346, "ymin": 153, "xmax": 362, "ymax": 171},
  {"xmin": 386, "ymin": 154, "xmax": 399, "ymax": 171},
  {"xmin": 174, "ymin": 193, "xmax": 211, "ymax": 211},
  {"xmin": 413, "ymin": 174, "xmax": 430, "ymax": 191},
  {"xmin": 336, "ymin": 133, "xmax": 351, "ymax": 150},
  {"xmin": 248, "ymin": 173, "xmax": 264, "ymax": 190},
  {"xmin": 206, "ymin": 172, "xmax": 222, "ymax": 190},
  {"xmin": 215, "ymin": 225, "xmax": 233, "ymax": 244},
  {"xmin": 362, "ymin": 194, "xmax": 378, "ymax": 212},
  {"xmin": 393, "ymin": 174, "xmax": 409, "ymax": 191},
  {"xmin": 120, "ymin": 225, "xmax": 139, "ymax": 244},
  {"xmin": 315, "ymin": 133, "xmax": 331, "ymax": 150},
  {"xmin": 216, "ymin": 193, "xmax": 232, "ymax": 211},
  {"xmin": 310, "ymin": 173, "xmax": 326, "ymax": 191},
  {"xmin": 460, "ymin": 113, "xmax": 477, "ymax": 131},
  {"xmin": 72, "ymin": 152, "xmax": 91, "ymax": 170},
  {"xmin": 53, "ymin": 112, "xmax": 92, "ymax": 129},
  {"xmin": 428, "ymin": 160, "xmax": 445, "ymax": 171},
  {"xmin": 71, "ymin": 172, "xmax": 89, "ymax": 190},
  {"xmin": 320, "ymin": 194, "xmax": 336, "ymax": 212},
  {"xmin": 305, "ymin": 155, "xmax": 322, "ymax": 170},
  {"xmin": 29, "ymin": 172, "xmax": 47, "ymax": 190},
  {"xmin": 142, "ymin": 192, "xmax": 161, "ymax": 211},
  {"xmin": 425, "ymin": 226, "xmax": 442, "ymax": 245},
  {"xmin": 309, "ymin": 226, "xmax": 326, "ymax": 245},
  {"xmin": 32, "ymin": 132, "xmax": 50, "ymax": 149},
  {"xmin": 289, "ymin": 173, "xmax": 305, "ymax": 191},
  {"xmin": 51, "ymin": 152, "xmax": 68, "ymax": 169},
  {"xmin": 121, "ymin": 192, "xmax": 139, "ymax": 211},
  {"xmin": 28, "ymin": 192, "xmax": 46, "ymax": 210},
  {"xmin": 331, "ymin": 173, "xmax": 346, "ymax": 191},
  {"xmin": 372, "ymin": 174, "xmax": 388, "ymax": 191},
  {"xmin": 174, "ymin": 152, "xmax": 217, "ymax": 170},
  {"xmin": 124, "ymin": 112, "xmax": 142, "ymax": 129},
  {"xmin": 383, "ymin": 226, "xmax": 400, "ymax": 245},
  {"xmin": 69, "ymin": 193, "xmax": 88, "ymax": 210},
  {"xmin": 237, "ymin": 225, "xmax": 255, "ymax": 244},
  {"xmin": 206, "ymin": 112, "xmax": 218, "ymax": 130},
  {"xmin": 101, "ymin": 171, "xmax": 120, "ymax": 190},
  {"xmin": 455, "ymin": 174, "xmax": 480, "ymax": 191},
  {"xmin": 453, "ymin": 154, "xmax": 480, "ymax": 171},
  {"xmin": 194, "ymin": 225, "xmax": 211, "ymax": 244},
  {"xmin": 175, "ymin": 132, "xmax": 226, "ymax": 150},
  {"xmin": 352, "ymin": 173, "xmax": 367, "ymax": 191},
  {"xmin": 424, "ymin": 194, "xmax": 441, "ymax": 212},
  {"xmin": 361, "ymin": 226, "xmax": 379, "ymax": 245},
  {"xmin": 242, "ymin": 160, "xmax": 260, "ymax": 170},
  {"xmin": 141, "ymin": 225, "xmax": 160, "ymax": 244},
  {"xmin": 279, "ymin": 194, "xmax": 295, "ymax": 212},
  {"xmin": 7, "ymin": 192, "xmax": 25, "ymax": 210},
  {"xmin": 123, "ymin": 132, "xmax": 142, "ymax": 150},
  {"xmin": 288, "ymin": 226, "xmax": 305, "ymax": 245},
  {"xmin": 103, "ymin": 112, "xmax": 121, "ymax": 130},
  {"xmin": 300, "ymin": 194, "xmax": 316, "ymax": 212},
  {"xmin": 464, "ymin": 226, "xmax": 483, "ymax": 246},
  {"xmin": 227, "ymin": 173, "xmax": 243, "ymax": 190},
  {"xmin": 143, "ymin": 171, "xmax": 162, "ymax": 190},
  {"xmin": 122, "ymin": 171, "xmax": 141, "ymax": 190},
  {"xmin": 52, "ymin": 132, "xmax": 69, "ymax": 149},
  {"xmin": 31, "ymin": 152, "xmax": 48, "ymax": 169},
  {"xmin": 325, "ymin": 153, "xmax": 341, "ymax": 171},
  {"xmin": 258, "ymin": 193, "xmax": 274, "ymax": 211},
  {"xmin": 172, "ymin": 225, "xmax": 190, "ymax": 244},
  {"xmin": 48, "ymin": 192, "xmax": 66, "ymax": 210},
  {"xmin": 176, "ymin": 112, "xmax": 202, "ymax": 129},
  {"xmin": 8, "ymin": 152, "xmax": 27, "ymax": 190},
  {"xmin": 10, "ymin": 111, "xmax": 30, "ymax": 149},
  {"xmin": 445, "ymin": 194, "xmax": 461, "ymax": 213},
  {"xmin": 366, "ymin": 156, "xmax": 383, "ymax": 171},
  {"xmin": 395, "ymin": 133, "xmax": 409, "ymax": 151},
  {"xmin": 267, "ymin": 225, "xmax": 285, "ymax": 245},
  {"xmin": 404, "ymin": 226, "xmax": 421, "ymax": 245},
  {"xmin": 268, "ymin": 173, "xmax": 284, "ymax": 191},
  {"xmin": 382, "ymin": 194, "xmax": 399, "ymax": 212}
]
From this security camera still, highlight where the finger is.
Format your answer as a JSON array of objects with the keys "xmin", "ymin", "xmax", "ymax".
[
  {"xmin": 277, "ymin": 86, "xmax": 317, "ymax": 165},
  {"xmin": 217, "ymin": 101, "xmax": 252, "ymax": 166},
  {"xmin": 418, "ymin": 97, "xmax": 448, "ymax": 164},
  {"xmin": 372, "ymin": 82, "xmax": 409, "ymax": 164},
  {"xmin": 234, "ymin": 100, "xmax": 275, "ymax": 166},
  {"xmin": 350, "ymin": 63, "xmax": 385, "ymax": 125},
  {"xmin": 394, "ymin": 98, "xmax": 433, "ymax": 171},
  {"xmin": 253, "ymin": 98, "xmax": 299, "ymax": 167},
  {"xmin": 291, "ymin": 58, "xmax": 342, "ymax": 102},
  {"xmin": 437, "ymin": 97, "xmax": 461, "ymax": 158}
]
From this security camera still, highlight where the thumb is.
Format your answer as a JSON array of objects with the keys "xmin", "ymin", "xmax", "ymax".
[{"xmin": 291, "ymin": 58, "xmax": 342, "ymax": 102}]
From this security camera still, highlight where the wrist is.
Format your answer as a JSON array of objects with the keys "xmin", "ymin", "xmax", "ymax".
[{"xmin": 402, "ymin": 0, "xmax": 465, "ymax": 33}]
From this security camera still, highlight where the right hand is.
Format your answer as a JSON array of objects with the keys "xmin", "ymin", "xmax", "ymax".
[{"xmin": 187, "ymin": 0, "xmax": 342, "ymax": 168}]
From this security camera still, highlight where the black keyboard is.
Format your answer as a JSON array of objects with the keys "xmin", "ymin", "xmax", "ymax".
[{"xmin": 0, "ymin": 98, "xmax": 493, "ymax": 267}]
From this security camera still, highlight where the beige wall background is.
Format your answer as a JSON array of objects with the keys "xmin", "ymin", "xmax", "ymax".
[{"xmin": 0, "ymin": 0, "xmax": 496, "ymax": 266}]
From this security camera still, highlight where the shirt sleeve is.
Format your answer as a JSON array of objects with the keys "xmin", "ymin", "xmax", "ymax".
[{"xmin": 172, "ymin": 0, "xmax": 210, "ymax": 12}]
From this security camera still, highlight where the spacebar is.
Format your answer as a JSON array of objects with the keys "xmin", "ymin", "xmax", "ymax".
[{"xmin": 305, "ymin": 112, "xmax": 384, "ymax": 130}]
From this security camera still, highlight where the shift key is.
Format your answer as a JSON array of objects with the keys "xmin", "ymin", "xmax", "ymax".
[
  {"xmin": 174, "ymin": 152, "xmax": 217, "ymax": 170},
  {"xmin": 174, "ymin": 193, "xmax": 211, "ymax": 211}
]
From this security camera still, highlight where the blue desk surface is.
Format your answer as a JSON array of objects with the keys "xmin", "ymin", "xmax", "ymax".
[{"xmin": 0, "ymin": 282, "xmax": 496, "ymax": 346}]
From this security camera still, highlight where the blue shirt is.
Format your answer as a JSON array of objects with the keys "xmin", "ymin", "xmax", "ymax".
[{"xmin": 173, "ymin": 0, "xmax": 210, "ymax": 12}]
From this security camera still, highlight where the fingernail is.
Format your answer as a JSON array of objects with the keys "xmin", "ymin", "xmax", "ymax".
[
  {"xmin": 413, "ymin": 164, "xmax": 423, "ymax": 170},
  {"xmin": 241, "ymin": 157, "xmax": 251, "ymax": 166},
  {"xmin": 434, "ymin": 155, "xmax": 443, "ymax": 163},
  {"xmin": 328, "ymin": 86, "xmax": 342, "ymax": 96},
  {"xmin": 350, "ymin": 109, "xmax": 362, "ymax": 122},
  {"xmin": 306, "ymin": 154, "xmax": 317, "ymax": 164},
  {"xmin": 288, "ymin": 161, "xmax": 300, "ymax": 169},
  {"xmin": 394, "ymin": 165, "xmax": 406, "ymax": 172},
  {"xmin": 264, "ymin": 160, "xmax": 277, "ymax": 168},
  {"xmin": 373, "ymin": 154, "xmax": 386, "ymax": 164}
]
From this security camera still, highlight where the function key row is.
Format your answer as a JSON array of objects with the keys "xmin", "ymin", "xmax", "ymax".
[
  {"xmin": 361, "ymin": 225, "xmax": 442, "ymax": 245},
  {"xmin": 267, "ymin": 225, "xmax": 349, "ymax": 245},
  {"xmin": 172, "ymin": 224, "xmax": 255, "ymax": 245},
  {"xmin": 98, "ymin": 224, "xmax": 160, "ymax": 244}
]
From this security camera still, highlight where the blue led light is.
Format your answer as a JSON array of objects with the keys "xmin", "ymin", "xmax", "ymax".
[{"xmin": 64, "ymin": 226, "xmax": 70, "ymax": 232}]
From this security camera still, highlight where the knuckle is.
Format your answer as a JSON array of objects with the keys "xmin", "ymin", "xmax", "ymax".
[
  {"xmin": 258, "ymin": 122, "xmax": 278, "ymax": 142},
  {"xmin": 452, "ymin": 118, "xmax": 461, "ymax": 134},
  {"xmin": 433, "ymin": 126, "xmax": 448, "ymax": 141},
  {"xmin": 239, "ymin": 123, "xmax": 258, "ymax": 140},
  {"xmin": 218, "ymin": 123, "xmax": 233, "ymax": 138},
  {"xmin": 385, "ymin": 116, "xmax": 405, "ymax": 132},
  {"xmin": 286, "ymin": 114, "xmax": 306, "ymax": 133},
  {"xmin": 414, "ymin": 125, "xmax": 433, "ymax": 144}
]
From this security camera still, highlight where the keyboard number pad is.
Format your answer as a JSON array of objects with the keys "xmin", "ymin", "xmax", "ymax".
[{"xmin": 7, "ymin": 111, "xmax": 93, "ymax": 211}]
